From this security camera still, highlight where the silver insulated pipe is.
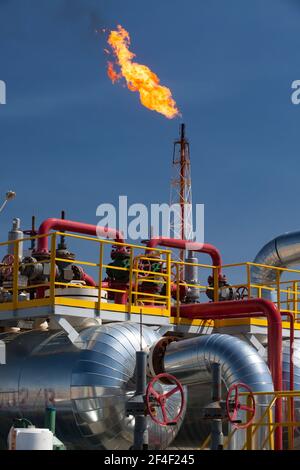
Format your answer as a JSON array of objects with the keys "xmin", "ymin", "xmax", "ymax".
[
  {"xmin": 162, "ymin": 334, "xmax": 274, "ymax": 449},
  {"xmin": 251, "ymin": 231, "xmax": 300, "ymax": 300},
  {"xmin": 163, "ymin": 334, "xmax": 273, "ymax": 389},
  {"xmin": 0, "ymin": 322, "xmax": 185, "ymax": 450}
]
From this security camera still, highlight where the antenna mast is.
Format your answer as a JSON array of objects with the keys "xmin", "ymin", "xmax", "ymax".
[{"xmin": 170, "ymin": 123, "xmax": 193, "ymax": 278}]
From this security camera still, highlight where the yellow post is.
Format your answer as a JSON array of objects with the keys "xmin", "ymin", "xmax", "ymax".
[
  {"xmin": 133, "ymin": 257, "xmax": 138, "ymax": 306},
  {"xmin": 128, "ymin": 247, "xmax": 134, "ymax": 314},
  {"xmin": 213, "ymin": 266, "xmax": 219, "ymax": 302},
  {"xmin": 287, "ymin": 395, "xmax": 293, "ymax": 450},
  {"xmin": 97, "ymin": 242, "xmax": 104, "ymax": 314},
  {"xmin": 49, "ymin": 233, "xmax": 57, "ymax": 305},
  {"xmin": 12, "ymin": 240, "xmax": 19, "ymax": 309},
  {"xmin": 287, "ymin": 287, "xmax": 291, "ymax": 313},
  {"xmin": 267, "ymin": 406, "xmax": 275, "ymax": 450},
  {"xmin": 294, "ymin": 281, "xmax": 298, "ymax": 318},
  {"xmin": 246, "ymin": 394, "xmax": 253, "ymax": 450},
  {"xmin": 166, "ymin": 251, "xmax": 171, "ymax": 314},
  {"xmin": 258, "ymin": 286, "xmax": 262, "ymax": 298},
  {"xmin": 276, "ymin": 270, "xmax": 281, "ymax": 311},
  {"xmin": 176, "ymin": 264, "xmax": 180, "ymax": 320},
  {"xmin": 247, "ymin": 263, "xmax": 251, "ymax": 299}
]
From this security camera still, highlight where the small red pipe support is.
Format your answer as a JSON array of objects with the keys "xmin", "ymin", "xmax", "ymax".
[
  {"xmin": 37, "ymin": 218, "xmax": 124, "ymax": 253},
  {"xmin": 146, "ymin": 238, "xmax": 222, "ymax": 275},
  {"xmin": 171, "ymin": 298, "xmax": 283, "ymax": 450}
]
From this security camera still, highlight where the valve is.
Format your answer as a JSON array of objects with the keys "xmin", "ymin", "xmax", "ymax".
[
  {"xmin": 226, "ymin": 382, "xmax": 256, "ymax": 429},
  {"xmin": 0, "ymin": 254, "xmax": 14, "ymax": 279},
  {"xmin": 146, "ymin": 373, "xmax": 185, "ymax": 426},
  {"xmin": 206, "ymin": 274, "xmax": 238, "ymax": 302},
  {"xmin": 236, "ymin": 286, "xmax": 249, "ymax": 300}
]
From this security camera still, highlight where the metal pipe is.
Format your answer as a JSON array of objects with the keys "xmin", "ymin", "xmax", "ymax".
[
  {"xmin": 37, "ymin": 218, "xmax": 124, "ymax": 253},
  {"xmin": 251, "ymin": 231, "xmax": 300, "ymax": 298},
  {"xmin": 8, "ymin": 218, "xmax": 23, "ymax": 259},
  {"xmin": 170, "ymin": 299, "xmax": 283, "ymax": 449},
  {"xmin": 146, "ymin": 238, "xmax": 222, "ymax": 275},
  {"xmin": 211, "ymin": 363, "xmax": 223, "ymax": 450},
  {"xmin": 185, "ymin": 251, "xmax": 199, "ymax": 302},
  {"xmin": 132, "ymin": 351, "xmax": 148, "ymax": 450},
  {"xmin": 163, "ymin": 334, "xmax": 274, "ymax": 450},
  {"xmin": 212, "ymin": 363, "xmax": 221, "ymax": 402},
  {"xmin": 0, "ymin": 322, "xmax": 184, "ymax": 450},
  {"xmin": 45, "ymin": 406, "xmax": 56, "ymax": 435},
  {"xmin": 58, "ymin": 210, "xmax": 66, "ymax": 250}
]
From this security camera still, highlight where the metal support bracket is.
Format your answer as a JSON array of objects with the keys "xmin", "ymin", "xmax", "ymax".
[
  {"xmin": 245, "ymin": 334, "xmax": 266, "ymax": 358},
  {"xmin": 56, "ymin": 317, "xmax": 79, "ymax": 344}
]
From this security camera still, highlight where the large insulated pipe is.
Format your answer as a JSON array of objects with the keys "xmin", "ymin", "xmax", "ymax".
[
  {"xmin": 163, "ymin": 334, "xmax": 274, "ymax": 449},
  {"xmin": 0, "ymin": 322, "xmax": 185, "ymax": 450},
  {"xmin": 251, "ymin": 231, "xmax": 300, "ymax": 299},
  {"xmin": 171, "ymin": 299, "xmax": 283, "ymax": 449},
  {"xmin": 147, "ymin": 238, "xmax": 222, "ymax": 275},
  {"xmin": 37, "ymin": 218, "xmax": 124, "ymax": 253}
]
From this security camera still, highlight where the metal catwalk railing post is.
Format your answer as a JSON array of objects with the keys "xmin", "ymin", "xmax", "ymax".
[
  {"xmin": 50, "ymin": 233, "xmax": 57, "ymax": 304},
  {"xmin": 97, "ymin": 241, "xmax": 104, "ymax": 314},
  {"xmin": 213, "ymin": 265, "xmax": 219, "ymax": 302},
  {"xmin": 166, "ymin": 251, "xmax": 171, "ymax": 312},
  {"xmin": 128, "ymin": 246, "xmax": 134, "ymax": 314},
  {"xmin": 12, "ymin": 239, "xmax": 19, "ymax": 309}
]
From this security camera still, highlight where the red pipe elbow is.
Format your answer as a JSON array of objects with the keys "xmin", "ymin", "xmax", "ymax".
[
  {"xmin": 171, "ymin": 298, "xmax": 283, "ymax": 449},
  {"xmin": 147, "ymin": 237, "xmax": 222, "ymax": 274},
  {"xmin": 82, "ymin": 272, "xmax": 96, "ymax": 287},
  {"xmin": 37, "ymin": 218, "xmax": 124, "ymax": 253}
]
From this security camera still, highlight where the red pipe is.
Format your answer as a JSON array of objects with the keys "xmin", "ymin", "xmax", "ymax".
[
  {"xmin": 171, "ymin": 298, "xmax": 283, "ymax": 450},
  {"xmin": 37, "ymin": 218, "xmax": 124, "ymax": 253},
  {"xmin": 82, "ymin": 272, "xmax": 96, "ymax": 287},
  {"xmin": 147, "ymin": 238, "xmax": 222, "ymax": 274},
  {"xmin": 284, "ymin": 312, "xmax": 294, "ymax": 449}
]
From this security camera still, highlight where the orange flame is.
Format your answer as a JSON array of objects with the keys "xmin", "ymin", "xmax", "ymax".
[
  {"xmin": 106, "ymin": 25, "xmax": 180, "ymax": 119},
  {"xmin": 107, "ymin": 61, "xmax": 121, "ymax": 83}
]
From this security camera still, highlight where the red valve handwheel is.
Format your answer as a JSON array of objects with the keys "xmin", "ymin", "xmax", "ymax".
[
  {"xmin": 146, "ymin": 373, "xmax": 185, "ymax": 426},
  {"xmin": 226, "ymin": 382, "xmax": 256, "ymax": 429},
  {"xmin": 1, "ymin": 254, "xmax": 15, "ymax": 279},
  {"xmin": 137, "ymin": 258, "xmax": 152, "ymax": 278}
]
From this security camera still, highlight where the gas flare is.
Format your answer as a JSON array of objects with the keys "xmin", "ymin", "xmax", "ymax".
[
  {"xmin": 106, "ymin": 25, "xmax": 180, "ymax": 119},
  {"xmin": 107, "ymin": 61, "xmax": 121, "ymax": 83}
]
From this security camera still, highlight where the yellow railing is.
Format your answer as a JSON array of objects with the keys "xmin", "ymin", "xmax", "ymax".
[
  {"xmin": 172, "ymin": 260, "xmax": 300, "ymax": 320},
  {"xmin": 228, "ymin": 391, "xmax": 300, "ymax": 450},
  {"xmin": 199, "ymin": 391, "xmax": 300, "ymax": 450},
  {"xmin": 1, "ymin": 232, "xmax": 300, "ymax": 322},
  {"xmin": 0, "ymin": 232, "xmax": 171, "ymax": 317}
]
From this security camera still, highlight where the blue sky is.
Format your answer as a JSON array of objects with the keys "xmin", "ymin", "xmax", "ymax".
[{"xmin": 0, "ymin": 0, "xmax": 300, "ymax": 269}]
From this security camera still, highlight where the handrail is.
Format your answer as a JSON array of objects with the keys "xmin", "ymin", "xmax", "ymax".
[
  {"xmin": 2, "ymin": 231, "xmax": 300, "ymax": 320},
  {"xmin": 199, "ymin": 391, "xmax": 300, "ymax": 450}
]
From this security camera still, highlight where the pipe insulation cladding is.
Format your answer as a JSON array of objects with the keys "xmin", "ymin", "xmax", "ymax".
[
  {"xmin": 0, "ymin": 322, "xmax": 185, "ymax": 450},
  {"xmin": 162, "ymin": 334, "xmax": 274, "ymax": 449},
  {"xmin": 37, "ymin": 218, "xmax": 124, "ymax": 253},
  {"xmin": 163, "ymin": 334, "xmax": 273, "ymax": 390},
  {"xmin": 251, "ymin": 231, "xmax": 300, "ymax": 300}
]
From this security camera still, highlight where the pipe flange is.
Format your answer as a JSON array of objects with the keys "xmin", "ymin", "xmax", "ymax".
[
  {"xmin": 71, "ymin": 265, "xmax": 84, "ymax": 280},
  {"xmin": 147, "ymin": 336, "xmax": 179, "ymax": 382},
  {"xmin": 33, "ymin": 251, "xmax": 51, "ymax": 261}
]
